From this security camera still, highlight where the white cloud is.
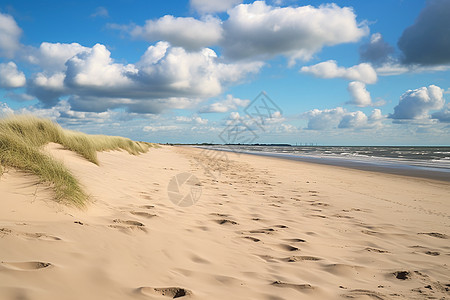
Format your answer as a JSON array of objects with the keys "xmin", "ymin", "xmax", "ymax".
[
  {"xmin": 26, "ymin": 42, "xmax": 89, "ymax": 72},
  {"xmin": 190, "ymin": 0, "xmax": 243, "ymax": 14},
  {"xmin": 0, "ymin": 62, "xmax": 26, "ymax": 88},
  {"xmin": 199, "ymin": 94, "xmax": 250, "ymax": 113},
  {"xmin": 65, "ymin": 44, "xmax": 137, "ymax": 89},
  {"xmin": 135, "ymin": 43, "xmax": 262, "ymax": 100},
  {"xmin": 176, "ymin": 115, "xmax": 209, "ymax": 125},
  {"xmin": 338, "ymin": 111, "xmax": 368, "ymax": 128},
  {"xmin": 304, "ymin": 107, "xmax": 384, "ymax": 130},
  {"xmin": 347, "ymin": 81, "xmax": 372, "ymax": 107},
  {"xmin": 0, "ymin": 12, "xmax": 22, "ymax": 58},
  {"xmin": 300, "ymin": 60, "xmax": 377, "ymax": 84},
  {"xmin": 130, "ymin": 15, "xmax": 223, "ymax": 50},
  {"xmin": 223, "ymin": 2, "xmax": 368, "ymax": 63},
  {"xmin": 390, "ymin": 85, "xmax": 445, "ymax": 120},
  {"xmin": 369, "ymin": 108, "xmax": 384, "ymax": 121},
  {"xmin": 27, "ymin": 42, "xmax": 263, "ymax": 113},
  {"xmin": 303, "ymin": 107, "xmax": 346, "ymax": 130}
]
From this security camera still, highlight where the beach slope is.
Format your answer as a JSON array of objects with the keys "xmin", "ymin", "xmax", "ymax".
[{"xmin": 0, "ymin": 145, "xmax": 449, "ymax": 299}]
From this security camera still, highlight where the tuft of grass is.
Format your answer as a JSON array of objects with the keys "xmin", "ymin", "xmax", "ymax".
[{"xmin": 0, "ymin": 115, "xmax": 154, "ymax": 206}]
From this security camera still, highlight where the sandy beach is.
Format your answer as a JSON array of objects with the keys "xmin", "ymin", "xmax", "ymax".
[{"xmin": 0, "ymin": 145, "xmax": 449, "ymax": 300}]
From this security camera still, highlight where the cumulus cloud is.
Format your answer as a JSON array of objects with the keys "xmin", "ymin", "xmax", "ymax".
[
  {"xmin": 190, "ymin": 0, "xmax": 243, "ymax": 14},
  {"xmin": 222, "ymin": 2, "xmax": 368, "ymax": 63},
  {"xmin": 347, "ymin": 81, "xmax": 372, "ymax": 107},
  {"xmin": 300, "ymin": 60, "xmax": 377, "ymax": 84},
  {"xmin": 398, "ymin": 0, "xmax": 450, "ymax": 66},
  {"xmin": 369, "ymin": 108, "xmax": 384, "ymax": 122},
  {"xmin": 130, "ymin": 15, "xmax": 223, "ymax": 50},
  {"xmin": 0, "ymin": 12, "xmax": 22, "ymax": 58},
  {"xmin": 359, "ymin": 33, "xmax": 395, "ymax": 66},
  {"xmin": 303, "ymin": 107, "xmax": 346, "ymax": 130},
  {"xmin": 303, "ymin": 107, "xmax": 384, "ymax": 130},
  {"xmin": 431, "ymin": 104, "xmax": 450, "ymax": 123},
  {"xmin": 28, "ymin": 72, "xmax": 67, "ymax": 107},
  {"xmin": 134, "ymin": 42, "xmax": 262, "ymax": 100},
  {"xmin": 25, "ymin": 42, "xmax": 89, "ymax": 72},
  {"xmin": 65, "ymin": 44, "xmax": 137, "ymax": 90},
  {"xmin": 199, "ymin": 94, "xmax": 250, "ymax": 113},
  {"xmin": 338, "ymin": 111, "xmax": 368, "ymax": 128},
  {"xmin": 0, "ymin": 62, "xmax": 26, "ymax": 88},
  {"xmin": 27, "ymin": 42, "xmax": 262, "ymax": 113},
  {"xmin": 112, "ymin": 2, "xmax": 367, "ymax": 63},
  {"xmin": 390, "ymin": 85, "xmax": 444, "ymax": 120}
]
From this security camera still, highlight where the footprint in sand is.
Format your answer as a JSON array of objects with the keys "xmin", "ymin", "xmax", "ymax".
[
  {"xmin": 271, "ymin": 281, "xmax": 314, "ymax": 292},
  {"xmin": 136, "ymin": 286, "xmax": 192, "ymax": 298},
  {"xmin": 0, "ymin": 228, "xmax": 62, "ymax": 241},
  {"xmin": 424, "ymin": 251, "xmax": 440, "ymax": 256},
  {"xmin": 257, "ymin": 255, "xmax": 277, "ymax": 262},
  {"xmin": 274, "ymin": 225, "xmax": 288, "ymax": 229},
  {"xmin": 0, "ymin": 261, "xmax": 52, "ymax": 271},
  {"xmin": 243, "ymin": 236, "xmax": 261, "ymax": 242},
  {"xmin": 249, "ymin": 228, "xmax": 276, "ymax": 234},
  {"xmin": 210, "ymin": 213, "xmax": 229, "ymax": 217},
  {"xmin": 215, "ymin": 219, "xmax": 238, "ymax": 225},
  {"xmin": 282, "ymin": 256, "xmax": 321, "ymax": 262},
  {"xmin": 418, "ymin": 232, "xmax": 448, "ymax": 239},
  {"xmin": 109, "ymin": 219, "xmax": 147, "ymax": 232},
  {"xmin": 365, "ymin": 247, "xmax": 389, "ymax": 253},
  {"xmin": 393, "ymin": 271, "xmax": 410, "ymax": 280},
  {"xmin": 113, "ymin": 219, "xmax": 145, "ymax": 226},
  {"xmin": 22, "ymin": 232, "xmax": 62, "ymax": 241},
  {"xmin": 343, "ymin": 289, "xmax": 386, "ymax": 300},
  {"xmin": 130, "ymin": 211, "xmax": 157, "ymax": 219},
  {"xmin": 278, "ymin": 244, "xmax": 300, "ymax": 252},
  {"xmin": 140, "ymin": 205, "xmax": 155, "ymax": 209},
  {"xmin": 284, "ymin": 238, "xmax": 306, "ymax": 243},
  {"xmin": 310, "ymin": 202, "xmax": 329, "ymax": 207}
]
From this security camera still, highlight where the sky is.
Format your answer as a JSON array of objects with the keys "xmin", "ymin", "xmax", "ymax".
[{"xmin": 0, "ymin": 0, "xmax": 449, "ymax": 145}]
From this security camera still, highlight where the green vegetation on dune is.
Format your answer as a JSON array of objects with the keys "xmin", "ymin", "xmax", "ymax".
[{"xmin": 0, "ymin": 115, "xmax": 154, "ymax": 206}]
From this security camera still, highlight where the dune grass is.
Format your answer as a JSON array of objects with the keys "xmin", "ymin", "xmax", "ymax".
[{"xmin": 0, "ymin": 115, "xmax": 154, "ymax": 207}]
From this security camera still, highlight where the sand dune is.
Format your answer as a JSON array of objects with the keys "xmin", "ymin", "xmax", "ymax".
[{"xmin": 0, "ymin": 144, "xmax": 449, "ymax": 299}]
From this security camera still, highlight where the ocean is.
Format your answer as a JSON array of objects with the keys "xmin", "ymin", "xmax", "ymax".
[{"xmin": 196, "ymin": 145, "xmax": 450, "ymax": 181}]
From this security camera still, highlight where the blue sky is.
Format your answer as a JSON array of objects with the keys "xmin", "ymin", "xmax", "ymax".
[{"xmin": 0, "ymin": 0, "xmax": 449, "ymax": 145}]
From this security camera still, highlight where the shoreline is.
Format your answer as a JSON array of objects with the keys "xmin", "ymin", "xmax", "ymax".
[{"xmin": 192, "ymin": 146, "xmax": 450, "ymax": 182}]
